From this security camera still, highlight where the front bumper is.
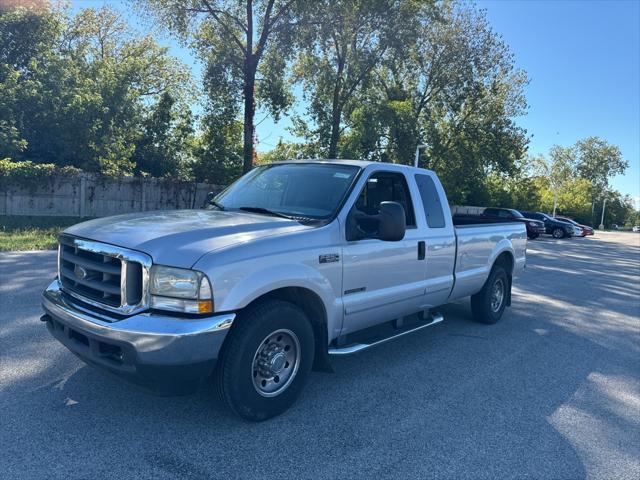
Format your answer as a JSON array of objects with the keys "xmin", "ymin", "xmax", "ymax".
[{"xmin": 42, "ymin": 280, "xmax": 235, "ymax": 394}]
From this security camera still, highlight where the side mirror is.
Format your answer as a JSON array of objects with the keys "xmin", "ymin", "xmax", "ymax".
[
  {"xmin": 377, "ymin": 201, "xmax": 406, "ymax": 241},
  {"xmin": 203, "ymin": 191, "xmax": 215, "ymax": 208},
  {"xmin": 346, "ymin": 201, "xmax": 406, "ymax": 241}
]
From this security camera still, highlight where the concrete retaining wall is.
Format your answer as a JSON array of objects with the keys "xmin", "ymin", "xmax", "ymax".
[{"xmin": 0, "ymin": 174, "xmax": 225, "ymax": 217}]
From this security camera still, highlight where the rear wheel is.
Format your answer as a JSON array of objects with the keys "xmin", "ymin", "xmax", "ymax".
[
  {"xmin": 215, "ymin": 300, "xmax": 314, "ymax": 421},
  {"xmin": 470, "ymin": 266, "xmax": 508, "ymax": 324},
  {"xmin": 552, "ymin": 227, "xmax": 565, "ymax": 239}
]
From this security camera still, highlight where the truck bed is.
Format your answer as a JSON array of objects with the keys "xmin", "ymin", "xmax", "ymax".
[{"xmin": 448, "ymin": 219, "xmax": 527, "ymax": 301}]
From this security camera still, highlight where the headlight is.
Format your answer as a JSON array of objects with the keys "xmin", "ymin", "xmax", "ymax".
[
  {"xmin": 149, "ymin": 265, "xmax": 213, "ymax": 314},
  {"xmin": 528, "ymin": 221, "xmax": 537, "ymax": 227}
]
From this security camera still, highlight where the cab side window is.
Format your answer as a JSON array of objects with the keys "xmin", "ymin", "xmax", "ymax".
[
  {"xmin": 354, "ymin": 172, "xmax": 416, "ymax": 227},
  {"xmin": 415, "ymin": 174, "xmax": 446, "ymax": 228}
]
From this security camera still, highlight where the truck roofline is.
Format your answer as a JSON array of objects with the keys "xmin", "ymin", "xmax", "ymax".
[{"xmin": 272, "ymin": 158, "xmax": 436, "ymax": 175}]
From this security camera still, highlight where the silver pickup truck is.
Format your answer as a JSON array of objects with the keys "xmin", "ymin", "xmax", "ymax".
[{"xmin": 42, "ymin": 160, "xmax": 526, "ymax": 420}]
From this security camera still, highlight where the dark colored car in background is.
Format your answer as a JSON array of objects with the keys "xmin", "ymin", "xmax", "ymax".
[
  {"xmin": 556, "ymin": 216, "xmax": 594, "ymax": 236},
  {"xmin": 483, "ymin": 208, "xmax": 546, "ymax": 239},
  {"xmin": 519, "ymin": 211, "xmax": 574, "ymax": 238}
]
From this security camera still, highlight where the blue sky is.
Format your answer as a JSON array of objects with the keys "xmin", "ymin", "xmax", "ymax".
[{"xmin": 71, "ymin": 0, "xmax": 640, "ymax": 202}]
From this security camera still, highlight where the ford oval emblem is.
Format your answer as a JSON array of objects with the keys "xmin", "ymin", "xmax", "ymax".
[{"xmin": 74, "ymin": 265, "xmax": 88, "ymax": 280}]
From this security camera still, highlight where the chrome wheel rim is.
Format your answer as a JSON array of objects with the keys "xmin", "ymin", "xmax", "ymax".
[
  {"xmin": 553, "ymin": 228, "xmax": 562, "ymax": 238},
  {"xmin": 251, "ymin": 329, "xmax": 300, "ymax": 397},
  {"xmin": 491, "ymin": 279, "xmax": 505, "ymax": 312}
]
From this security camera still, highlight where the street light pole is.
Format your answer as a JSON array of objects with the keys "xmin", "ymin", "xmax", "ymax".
[
  {"xmin": 414, "ymin": 144, "xmax": 428, "ymax": 168},
  {"xmin": 599, "ymin": 198, "xmax": 607, "ymax": 230}
]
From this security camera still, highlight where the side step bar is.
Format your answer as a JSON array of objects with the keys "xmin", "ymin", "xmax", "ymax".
[{"xmin": 328, "ymin": 312, "xmax": 444, "ymax": 356}]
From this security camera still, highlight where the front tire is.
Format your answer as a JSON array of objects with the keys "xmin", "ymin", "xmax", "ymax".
[
  {"xmin": 528, "ymin": 233, "xmax": 539, "ymax": 240},
  {"xmin": 470, "ymin": 266, "xmax": 508, "ymax": 324},
  {"xmin": 552, "ymin": 227, "xmax": 565, "ymax": 239},
  {"xmin": 215, "ymin": 300, "xmax": 314, "ymax": 421}
]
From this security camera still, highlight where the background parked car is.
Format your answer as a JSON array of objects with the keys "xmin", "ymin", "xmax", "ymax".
[
  {"xmin": 633, "ymin": 226, "xmax": 640, "ymax": 232},
  {"xmin": 518, "ymin": 211, "xmax": 574, "ymax": 238},
  {"xmin": 483, "ymin": 208, "xmax": 546, "ymax": 239},
  {"xmin": 555, "ymin": 216, "xmax": 594, "ymax": 236}
]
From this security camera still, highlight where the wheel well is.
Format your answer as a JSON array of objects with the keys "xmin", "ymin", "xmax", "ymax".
[
  {"xmin": 494, "ymin": 251, "xmax": 514, "ymax": 275},
  {"xmin": 493, "ymin": 252, "xmax": 514, "ymax": 306},
  {"xmin": 242, "ymin": 287, "xmax": 332, "ymax": 372}
]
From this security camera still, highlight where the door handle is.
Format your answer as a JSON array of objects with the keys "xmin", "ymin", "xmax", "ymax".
[{"xmin": 418, "ymin": 241, "xmax": 426, "ymax": 260}]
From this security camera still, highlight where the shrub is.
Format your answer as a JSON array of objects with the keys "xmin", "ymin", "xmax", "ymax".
[{"xmin": 0, "ymin": 158, "xmax": 82, "ymax": 189}]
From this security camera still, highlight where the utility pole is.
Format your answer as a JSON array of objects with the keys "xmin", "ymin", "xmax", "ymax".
[
  {"xmin": 599, "ymin": 198, "xmax": 607, "ymax": 230},
  {"xmin": 552, "ymin": 190, "xmax": 558, "ymax": 217}
]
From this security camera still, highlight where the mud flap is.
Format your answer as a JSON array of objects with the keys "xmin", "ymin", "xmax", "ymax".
[{"xmin": 313, "ymin": 332, "xmax": 335, "ymax": 373}]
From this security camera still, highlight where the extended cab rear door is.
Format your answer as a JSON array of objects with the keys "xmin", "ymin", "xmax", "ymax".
[
  {"xmin": 413, "ymin": 172, "xmax": 456, "ymax": 308},
  {"xmin": 339, "ymin": 168, "xmax": 427, "ymax": 335}
]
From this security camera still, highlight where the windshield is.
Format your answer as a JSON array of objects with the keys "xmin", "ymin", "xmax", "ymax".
[
  {"xmin": 509, "ymin": 209, "xmax": 525, "ymax": 218},
  {"xmin": 211, "ymin": 163, "xmax": 360, "ymax": 220},
  {"xmin": 541, "ymin": 213, "xmax": 560, "ymax": 222}
]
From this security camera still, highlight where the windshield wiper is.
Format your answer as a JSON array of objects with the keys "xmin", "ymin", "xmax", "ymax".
[{"xmin": 238, "ymin": 206, "xmax": 295, "ymax": 220}]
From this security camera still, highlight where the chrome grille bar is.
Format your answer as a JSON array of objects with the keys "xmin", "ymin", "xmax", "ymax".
[{"xmin": 58, "ymin": 235, "xmax": 152, "ymax": 315}]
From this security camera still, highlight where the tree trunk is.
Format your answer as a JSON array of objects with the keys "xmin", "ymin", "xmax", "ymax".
[
  {"xmin": 328, "ymin": 105, "xmax": 341, "ymax": 159},
  {"xmin": 242, "ymin": 0, "xmax": 255, "ymax": 174},
  {"xmin": 243, "ymin": 65, "xmax": 256, "ymax": 173},
  {"xmin": 328, "ymin": 63, "xmax": 344, "ymax": 159}
]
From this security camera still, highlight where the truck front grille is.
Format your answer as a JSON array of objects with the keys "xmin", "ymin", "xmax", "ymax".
[{"xmin": 58, "ymin": 235, "xmax": 151, "ymax": 315}]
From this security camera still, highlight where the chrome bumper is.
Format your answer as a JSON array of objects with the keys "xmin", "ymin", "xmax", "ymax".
[{"xmin": 42, "ymin": 280, "xmax": 234, "ymax": 391}]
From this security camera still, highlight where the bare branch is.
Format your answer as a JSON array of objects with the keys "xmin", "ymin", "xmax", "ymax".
[
  {"xmin": 200, "ymin": 0, "xmax": 246, "ymax": 53},
  {"xmin": 254, "ymin": 0, "xmax": 275, "ymax": 60}
]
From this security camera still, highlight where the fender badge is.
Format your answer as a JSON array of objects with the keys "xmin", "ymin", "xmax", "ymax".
[{"xmin": 319, "ymin": 253, "xmax": 340, "ymax": 264}]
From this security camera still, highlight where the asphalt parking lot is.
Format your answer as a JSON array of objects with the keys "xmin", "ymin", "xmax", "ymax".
[{"xmin": 1, "ymin": 232, "xmax": 639, "ymax": 480}]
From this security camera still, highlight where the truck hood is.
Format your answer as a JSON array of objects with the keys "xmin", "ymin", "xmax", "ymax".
[{"xmin": 64, "ymin": 210, "xmax": 310, "ymax": 268}]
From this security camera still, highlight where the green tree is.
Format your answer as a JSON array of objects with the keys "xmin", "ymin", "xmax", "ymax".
[
  {"xmin": 191, "ymin": 119, "xmax": 244, "ymax": 185},
  {"xmin": 0, "ymin": 5, "xmax": 192, "ymax": 175},
  {"xmin": 296, "ymin": 2, "xmax": 528, "ymax": 205},
  {"xmin": 133, "ymin": 92, "xmax": 197, "ymax": 177},
  {"xmin": 598, "ymin": 192, "xmax": 636, "ymax": 229},
  {"xmin": 292, "ymin": 0, "xmax": 427, "ymax": 158},
  {"xmin": 398, "ymin": 3, "xmax": 528, "ymax": 204},
  {"xmin": 257, "ymin": 138, "xmax": 318, "ymax": 164},
  {"xmin": 0, "ymin": 6, "xmax": 62, "ymax": 159},
  {"xmin": 532, "ymin": 147, "xmax": 580, "ymax": 216},
  {"xmin": 139, "ymin": 0, "xmax": 302, "ymax": 174},
  {"xmin": 574, "ymin": 136, "xmax": 628, "ymax": 190}
]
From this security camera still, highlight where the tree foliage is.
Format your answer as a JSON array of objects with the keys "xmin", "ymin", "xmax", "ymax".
[
  {"xmin": 138, "ymin": 0, "xmax": 302, "ymax": 173},
  {"xmin": 574, "ymin": 136, "xmax": 628, "ymax": 190},
  {"xmin": 1, "ymin": 1, "xmax": 634, "ymax": 227},
  {"xmin": 0, "ymin": 5, "xmax": 193, "ymax": 175},
  {"xmin": 290, "ymin": 2, "xmax": 529, "ymax": 205},
  {"xmin": 292, "ymin": 0, "xmax": 428, "ymax": 159}
]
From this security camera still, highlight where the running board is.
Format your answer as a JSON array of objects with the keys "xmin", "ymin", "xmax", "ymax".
[{"xmin": 328, "ymin": 313, "xmax": 444, "ymax": 356}]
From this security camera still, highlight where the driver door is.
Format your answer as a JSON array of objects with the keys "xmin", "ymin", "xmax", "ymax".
[{"xmin": 341, "ymin": 171, "xmax": 426, "ymax": 335}]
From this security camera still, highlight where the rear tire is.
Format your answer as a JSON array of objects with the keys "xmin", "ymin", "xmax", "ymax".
[
  {"xmin": 215, "ymin": 300, "xmax": 314, "ymax": 421},
  {"xmin": 470, "ymin": 266, "xmax": 508, "ymax": 324}
]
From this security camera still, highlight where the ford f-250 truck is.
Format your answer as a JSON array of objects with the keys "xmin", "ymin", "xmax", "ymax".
[{"xmin": 41, "ymin": 160, "xmax": 526, "ymax": 421}]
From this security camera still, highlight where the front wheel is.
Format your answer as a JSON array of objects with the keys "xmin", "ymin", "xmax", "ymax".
[
  {"xmin": 470, "ymin": 266, "xmax": 508, "ymax": 324},
  {"xmin": 528, "ymin": 233, "xmax": 539, "ymax": 240},
  {"xmin": 552, "ymin": 227, "xmax": 565, "ymax": 239},
  {"xmin": 215, "ymin": 300, "xmax": 314, "ymax": 421}
]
